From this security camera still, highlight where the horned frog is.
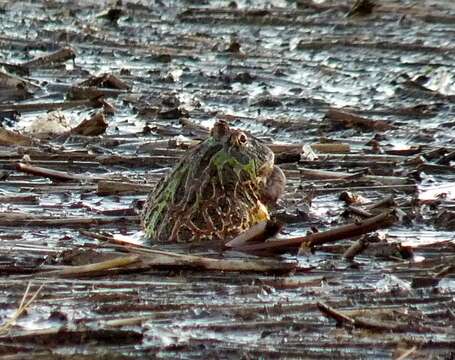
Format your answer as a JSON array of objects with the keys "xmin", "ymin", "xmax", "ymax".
[{"xmin": 141, "ymin": 120, "xmax": 285, "ymax": 244}]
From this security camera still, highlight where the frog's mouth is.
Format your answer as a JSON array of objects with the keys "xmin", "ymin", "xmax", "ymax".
[
  {"xmin": 256, "ymin": 161, "xmax": 274, "ymax": 188},
  {"xmin": 257, "ymin": 161, "xmax": 274, "ymax": 178}
]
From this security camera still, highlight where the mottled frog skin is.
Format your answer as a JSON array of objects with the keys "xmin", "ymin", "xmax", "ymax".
[{"xmin": 141, "ymin": 120, "xmax": 285, "ymax": 243}]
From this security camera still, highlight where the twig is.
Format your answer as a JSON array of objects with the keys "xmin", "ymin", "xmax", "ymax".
[{"xmin": 230, "ymin": 211, "xmax": 397, "ymax": 253}]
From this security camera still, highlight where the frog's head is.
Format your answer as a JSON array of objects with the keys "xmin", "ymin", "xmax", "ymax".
[{"xmin": 209, "ymin": 120, "xmax": 275, "ymax": 184}]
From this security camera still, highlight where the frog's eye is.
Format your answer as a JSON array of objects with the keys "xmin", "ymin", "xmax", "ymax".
[
  {"xmin": 238, "ymin": 133, "xmax": 247, "ymax": 144},
  {"xmin": 230, "ymin": 131, "xmax": 248, "ymax": 146}
]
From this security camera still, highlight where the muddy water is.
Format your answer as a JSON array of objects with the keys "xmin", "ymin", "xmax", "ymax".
[{"xmin": 0, "ymin": 0, "xmax": 455, "ymax": 358}]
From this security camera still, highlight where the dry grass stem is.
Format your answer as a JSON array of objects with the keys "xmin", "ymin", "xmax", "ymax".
[{"xmin": 0, "ymin": 282, "xmax": 45, "ymax": 335}]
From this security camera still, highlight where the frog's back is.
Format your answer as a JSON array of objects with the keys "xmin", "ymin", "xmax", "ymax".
[{"xmin": 141, "ymin": 121, "xmax": 275, "ymax": 244}]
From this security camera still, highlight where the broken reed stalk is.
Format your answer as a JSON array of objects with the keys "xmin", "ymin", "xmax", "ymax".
[
  {"xmin": 230, "ymin": 211, "xmax": 397, "ymax": 253},
  {"xmin": 0, "ymin": 326, "xmax": 142, "ymax": 346},
  {"xmin": 347, "ymin": 205, "xmax": 374, "ymax": 218},
  {"xmin": 434, "ymin": 265, "xmax": 454, "ymax": 278},
  {"xmin": 0, "ymin": 99, "xmax": 95, "ymax": 112},
  {"xmin": 70, "ymin": 111, "xmax": 108, "ymax": 136},
  {"xmin": 0, "ymin": 282, "xmax": 45, "ymax": 335},
  {"xmin": 395, "ymin": 346, "xmax": 418, "ymax": 360},
  {"xmin": 0, "ymin": 212, "xmax": 139, "ymax": 227},
  {"xmin": 38, "ymin": 255, "xmax": 141, "ymax": 277},
  {"xmin": 318, "ymin": 302, "xmax": 450, "ymax": 333},
  {"xmin": 141, "ymin": 251, "xmax": 296, "ymax": 272},
  {"xmin": 34, "ymin": 242, "xmax": 296, "ymax": 275},
  {"xmin": 0, "ymin": 195, "xmax": 39, "ymax": 204},
  {"xmin": 365, "ymin": 194, "xmax": 396, "ymax": 209},
  {"xmin": 80, "ymin": 230, "xmax": 147, "ymax": 249},
  {"xmin": 268, "ymin": 143, "xmax": 351, "ymax": 154},
  {"xmin": 97, "ymin": 180, "xmax": 153, "ymax": 195},
  {"xmin": 21, "ymin": 47, "xmax": 75, "ymax": 69},
  {"xmin": 15, "ymin": 162, "xmax": 103, "ymax": 182},
  {"xmin": 309, "ymin": 184, "xmax": 417, "ymax": 194},
  {"xmin": 113, "ymin": 244, "xmax": 298, "ymax": 273},
  {"xmin": 342, "ymin": 236, "xmax": 370, "ymax": 260},
  {"xmin": 225, "ymin": 220, "xmax": 282, "ymax": 248},
  {"xmin": 0, "ymin": 127, "xmax": 34, "ymax": 146},
  {"xmin": 317, "ymin": 302, "xmax": 355, "ymax": 324},
  {"xmin": 326, "ymin": 108, "xmax": 395, "ymax": 131},
  {"xmin": 298, "ymin": 167, "xmax": 409, "ymax": 185},
  {"xmin": 311, "ymin": 143, "xmax": 351, "ymax": 153},
  {"xmin": 101, "ymin": 315, "xmax": 156, "ymax": 327},
  {"xmin": 79, "ymin": 73, "xmax": 130, "ymax": 90},
  {"xmin": 92, "ymin": 231, "xmax": 297, "ymax": 272}
]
